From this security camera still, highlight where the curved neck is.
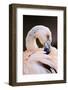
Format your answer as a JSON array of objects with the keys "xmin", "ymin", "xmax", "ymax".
[{"xmin": 26, "ymin": 36, "xmax": 38, "ymax": 50}]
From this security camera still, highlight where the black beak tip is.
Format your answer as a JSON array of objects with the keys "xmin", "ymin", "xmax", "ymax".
[{"xmin": 44, "ymin": 48, "xmax": 50, "ymax": 54}]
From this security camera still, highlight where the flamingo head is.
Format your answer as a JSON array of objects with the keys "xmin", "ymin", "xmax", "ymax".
[{"xmin": 26, "ymin": 25, "xmax": 52, "ymax": 54}]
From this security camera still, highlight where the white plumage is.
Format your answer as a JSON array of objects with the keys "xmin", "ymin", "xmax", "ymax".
[
  {"xmin": 24, "ymin": 25, "xmax": 57, "ymax": 74},
  {"xmin": 26, "ymin": 25, "xmax": 52, "ymax": 50}
]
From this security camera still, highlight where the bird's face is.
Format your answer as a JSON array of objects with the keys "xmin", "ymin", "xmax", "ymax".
[
  {"xmin": 35, "ymin": 27, "xmax": 52, "ymax": 54},
  {"xmin": 43, "ymin": 30, "xmax": 52, "ymax": 54}
]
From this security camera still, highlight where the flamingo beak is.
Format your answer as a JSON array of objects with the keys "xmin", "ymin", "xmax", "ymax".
[{"xmin": 44, "ymin": 40, "xmax": 51, "ymax": 54}]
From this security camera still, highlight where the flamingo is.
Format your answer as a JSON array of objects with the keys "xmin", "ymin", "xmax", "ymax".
[{"xmin": 23, "ymin": 25, "xmax": 57, "ymax": 74}]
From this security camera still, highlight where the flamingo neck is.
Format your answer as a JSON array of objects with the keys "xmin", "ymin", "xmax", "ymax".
[{"xmin": 26, "ymin": 37, "xmax": 38, "ymax": 51}]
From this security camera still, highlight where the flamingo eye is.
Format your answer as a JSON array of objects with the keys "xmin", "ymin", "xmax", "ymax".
[{"xmin": 47, "ymin": 35, "xmax": 49, "ymax": 40}]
